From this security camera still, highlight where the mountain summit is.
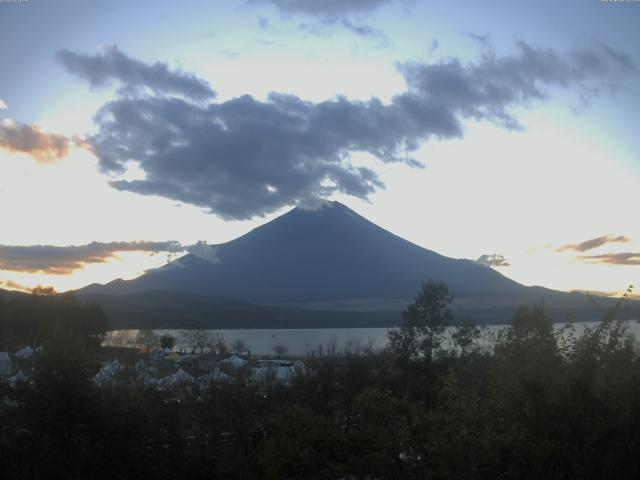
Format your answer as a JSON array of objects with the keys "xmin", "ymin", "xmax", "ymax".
[{"xmin": 84, "ymin": 201, "xmax": 524, "ymax": 303}]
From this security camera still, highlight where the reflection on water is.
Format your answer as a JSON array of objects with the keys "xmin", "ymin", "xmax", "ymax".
[{"xmin": 104, "ymin": 320, "xmax": 640, "ymax": 356}]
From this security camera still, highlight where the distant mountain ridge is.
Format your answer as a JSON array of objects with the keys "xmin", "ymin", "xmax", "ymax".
[{"xmin": 77, "ymin": 202, "xmax": 637, "ymax": 327}]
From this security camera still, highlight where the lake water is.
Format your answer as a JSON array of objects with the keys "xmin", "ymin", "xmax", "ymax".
[{"xmin": 105, "ymin": 320, "xmax": 640, "ymax": 356}]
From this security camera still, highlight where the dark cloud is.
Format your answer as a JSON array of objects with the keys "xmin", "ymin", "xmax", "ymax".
[
  {"xmin": 0, "ymin": 120, "xmax": 71, "ymax": 163},
  {"xmin": 557, "ymin": 234, "xmax": 631, "ymax": 252},
  {"xmin": 0, "ymin": 241, "xmax": 191, "ymax": 274},
  {"xmin": 89, "ymin": 92, "xmax": 451, "ymax": 219},
  {"xmin": 577, "ymin": 252, "xmax": 640, "ymax": 266},
  {"xmin": 56, "ymin": 46, "xmax": 215, "ymax": 100},
  {"xmin": 476, "ymin": 254, "xmax": 511, "ymax": 268},
  {"xmin": 339, "ymin": 19, "xmax": 389, "ymax": 44},
  {"xmin": 61, "ymin": 42, "xmax": 635, "ymax": 220},
  {"xmin": 400, "ymin": 41, "xmax": 636, "ymax": 129}
]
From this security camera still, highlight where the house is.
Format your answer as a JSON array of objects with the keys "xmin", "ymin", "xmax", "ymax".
[
  {"xmin": 93, "ymin": 359, "xmax": 124, "ymax": 386},
  {"xmin": 219, "ymin": 353, "xmax": 248, "ymax": 369}
]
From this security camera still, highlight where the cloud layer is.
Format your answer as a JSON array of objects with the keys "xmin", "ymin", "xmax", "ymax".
[
  {"xmin": 0, "ymin": 241, "xmax": 192, "ymax": 274},
  {"xmin": 0, "ymin": 120, "xmax": 71, "ymax": 163},
  {"xmin": 557, "ymin": 234, "xmax": 631, "ymax": 252},
  {"xmin": 58, "ymin": 43, "xmax": 635, "ymax": 219}
]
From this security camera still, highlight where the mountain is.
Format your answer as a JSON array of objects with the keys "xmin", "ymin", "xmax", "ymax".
[
  {"xmin": 81, "ymin": 202, "xmax": 524, "ymax": 301},
  {"xmin": 78, "ymin": 202, "xmax": 635, "ymax": 327}
]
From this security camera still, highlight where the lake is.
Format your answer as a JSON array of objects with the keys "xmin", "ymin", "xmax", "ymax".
[{"xmin": 104, "ymin": 320, "xmax": 640, "ymax": 356}]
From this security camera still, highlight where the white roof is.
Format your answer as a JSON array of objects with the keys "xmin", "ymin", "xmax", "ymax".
[
  {"xmin": 220, "ymin": 354, "xmax": 248, "ymax": 367},
  {"xmin": 197, "ymin": 368, "xmax": 232, "ymax": 386},
  {"xmin": 93, "ymin": 359, "xmax": 124, "ymax": 386},
  {"xmin": 160, "ymin": 368, "xmax": 193, "ymax": 386},
  {"xmin": 253, "ymin": 364, "xmax": 297, "ymax": 384},
  {"xmin": 15, "ymin": 346, "xmax": 34, "ymax": 360}
]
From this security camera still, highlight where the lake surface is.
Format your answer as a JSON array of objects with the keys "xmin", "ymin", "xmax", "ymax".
[{"xmin": 105, "ymin": 320, "xmax": 640, "ymax": 356}]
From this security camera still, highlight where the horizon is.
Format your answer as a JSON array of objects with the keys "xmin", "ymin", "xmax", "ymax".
[{"xmin": 1, "ymin": 0, "xmax": 639, "ymax": 297}]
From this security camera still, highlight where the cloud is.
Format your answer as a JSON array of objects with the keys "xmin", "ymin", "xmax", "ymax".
[
  {"xmin": 570, "ymin": 288, "xmax": 639, "ymax": 301},
  {"xmin": 249, "ymin": 0, "xmax": 396, "ymax": 40},
  {"xmin": 0, "ymin": 241, "xmax": 195, "ymax": 274},
  {"xmin": 557, "ymin": 234, "xmax": 631, "ymax": 252},
  {"xmin": 339, "ymin": 19, "xmax": 389, "ymax": 44},
  {"xmin": 576, "ymin": 252, "xmax": 640, "ymax": 266},
  {"xmin": 186, "ymin": 241, "xmax": 219, "ymax": 264},
  {"xmin": 0, "ymin": 119, "xmax": 72, "ymax": 163},
  {"xmin": 476, "ymin": 254, "xmax": 510, "ymax": 268},
  {"xmin": 0, "ymin": 99, "xmax": 7, "ymax": 110},
  {"xmin": 60, "ymin": 41, "xmax": 635, "ymax": 220},
  {"xmin": 248, "ymin": 0, "xmax": 394, "ymax": 19},
  {"xmin": 399, "ymin": 41, "xmax": 636, "ymax": 129},
  {"xmin": 0, "ymin": 279, "xmax": 31, "ymax": 292},
  {"xmin": 56, "ymin": 46, "xmax": 215, "ymax": 100}
]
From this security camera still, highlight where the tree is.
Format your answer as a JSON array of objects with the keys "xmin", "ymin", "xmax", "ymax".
[
  {"xmin": 272, "ymin": 344, "xmax": 288, "ymax": 359},
  {"xmin": 159, "ymin": 334, "xmax": 176, "ymax": 350},
  {"xmin": 232, "ymin": 338, "xmax": 249, "ymax": 354},
  {"xmin": 494, "ymin": 304, "xmax": 557, "ymax": 361},
  {"xmin": 181, "ymin": 329, "xmax": 210, "ymax": 354},
  {"xmin": 452, "ymin": 319, "xmax": 481, "ymax": 357},
  {"xmin": 388, "ymin": 281, "xmax": 453, "ymax": 361},
  {"xmin": 136, "ymin": 329, "xmax": 159, "ymax": 353},
  {"xmin": 211, "ymin": 332, "xmax": 228, "ymax": 354},
  {"xmin": 31, "ymin": 285, "xmax": 56, "ymax": 296}
]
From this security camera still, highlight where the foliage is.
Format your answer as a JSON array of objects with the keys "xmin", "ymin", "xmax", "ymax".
[
  {"xmin": 0, "ymin": 290, "xmax": 107, "ymax": 350},
  {"xmin": 387, "ymin": 280, "xmax": 453, "ymax": 361},
  {"xmin": 159, "ymin": 334, "xmax": 176, "ymax": 350}
]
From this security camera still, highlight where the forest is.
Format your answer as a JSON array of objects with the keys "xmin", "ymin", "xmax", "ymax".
[{"xmin": 1, "ymin": 282, "xmax": 640, "ymax": 479}]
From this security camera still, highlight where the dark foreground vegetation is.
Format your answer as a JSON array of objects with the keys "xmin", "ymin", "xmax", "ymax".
[{"xmin": 1, "ymin": 283, "xmax": 639, "ymax": 479}]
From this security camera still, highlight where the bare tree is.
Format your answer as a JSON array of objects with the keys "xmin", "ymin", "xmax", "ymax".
[
  {"xmin": 136, "ymin": 329, "xmax": 159, "ymax": 353},
  {"xmin": 212, "ymin": 332, "xmax": 229, "ymax": 354},
  {"xmin": 232, "ymin": 338, "xmax": 249, "ymax": 354},
  {"xmin": 272, "ymin": 344, "xmax": 288, "ymax": 359},
  {"xmin": 181, "ymin": 329, "xmax": 211, "ymax": 354}
]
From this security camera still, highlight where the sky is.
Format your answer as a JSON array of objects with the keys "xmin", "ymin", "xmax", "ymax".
[{"xmin": 0, "ymin": 0, "xmax": 639, "ymax": 297}]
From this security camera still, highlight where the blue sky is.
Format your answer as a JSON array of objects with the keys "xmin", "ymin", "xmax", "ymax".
[{"xmin": 1, "ymin": 0, "xmax": 639, "ymax": 295}]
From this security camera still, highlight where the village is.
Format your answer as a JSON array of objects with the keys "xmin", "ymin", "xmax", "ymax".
[{"xmin": 1, "ymin": 334, "xmax": 310, "ymax": 406}]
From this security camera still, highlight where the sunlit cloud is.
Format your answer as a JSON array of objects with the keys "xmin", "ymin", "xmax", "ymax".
[
  {"xmin": 557, "ymin": 234, "xmax": 631, "ymax": 253},
  {"xmin": 0, "ymin": 119, "xmax": 74, "ymax": 163},
  {"xmin": 577, "ymin": 252, "xmax": 640, "ymax": 266},
  {"xmin": 0, "ymin": 278, "xmax": 31, "ymax": 292},
  {"xmin": 0, "ymin": 241, "xmax": 196, "ymax": 275},
  {"xmin": 0, "ymin": 98, "xmax": 7, "ymax": 110}
]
